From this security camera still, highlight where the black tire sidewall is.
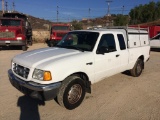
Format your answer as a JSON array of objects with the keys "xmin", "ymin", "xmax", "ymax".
[
  {"xmin": 22, "ymin": 45, "xmax": 27, "ymax": 51},
  {"xmin": 135, "ymin": 59, "xmax": 143, "ymax": 77},
  {"xmin": 63, "ymin": 78, "xmax": 86, "ymax": 110}
]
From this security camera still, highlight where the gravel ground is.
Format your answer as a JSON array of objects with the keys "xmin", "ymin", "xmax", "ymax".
[{"xmin": 0, "ymin": 43, "xmax": 160, "ymax": 120}]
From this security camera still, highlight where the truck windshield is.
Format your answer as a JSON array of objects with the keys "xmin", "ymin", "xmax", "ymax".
[
  {"xmin": 1, "ymin": 19, "xmax": 21, "ymax": 26},
  {"xmin": 52, "ymin": 26, "xmax": 69, "ymax": 30},
  {"xmin": 56, "ymin": 31, "xmax": 99, "ymax": 52}
]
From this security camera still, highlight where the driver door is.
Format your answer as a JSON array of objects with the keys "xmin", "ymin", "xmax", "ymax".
[{"xmin": 94, "ymin": 33, "xmax": 121, "ymax": 82}]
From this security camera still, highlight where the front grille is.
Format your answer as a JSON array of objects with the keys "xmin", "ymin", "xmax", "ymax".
[
  {"xmin": 13, "ymin": 63, "xmax": 30, "ymax": 79},
  {"xmin": 57, "ymin": 33, "xmax": 66, "ymax": 37},
  {"xmin": 0, "ymin": 31, "xmax": 15, "ymax": 38}
]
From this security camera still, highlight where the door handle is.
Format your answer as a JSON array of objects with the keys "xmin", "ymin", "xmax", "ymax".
[
  {"xmin": 86, "ymin": 62, "xmax": 93, "ymax": 65},
  {"xmin": 116, "ymin": 54, "xmax": 120, "ymax": 57}
]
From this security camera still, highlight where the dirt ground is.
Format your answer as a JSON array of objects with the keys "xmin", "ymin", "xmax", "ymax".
[{"xmin": 0, "ymin": 43, "xmax": 160, "ymax": 120}]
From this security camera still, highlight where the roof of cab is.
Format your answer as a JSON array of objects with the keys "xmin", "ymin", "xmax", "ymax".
[{"xmin": 71, "ymin": 28, "xmax": 148, "ymax": 34}]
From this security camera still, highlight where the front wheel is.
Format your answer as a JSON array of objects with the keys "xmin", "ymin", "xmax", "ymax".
[
  {"xmin": 57, "ymin": 76, "xmax": 86, "ymax": 110},
  {"xmin": 130, "ymin": 58, "xmax": 144, "ymax": 77}
]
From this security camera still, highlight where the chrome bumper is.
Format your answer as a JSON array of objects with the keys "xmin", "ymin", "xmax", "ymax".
[{"xmin": 0, "ymin": 40, "xmax": 26, "ymax": 46}]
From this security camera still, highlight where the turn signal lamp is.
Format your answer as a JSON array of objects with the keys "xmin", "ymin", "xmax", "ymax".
[{"xmin": 43, "ymin": 71, "xmax": 52, "ymax": 81}]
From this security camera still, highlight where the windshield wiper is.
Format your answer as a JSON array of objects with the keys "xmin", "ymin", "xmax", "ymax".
[{"xmin": 68, "ymin": 46, "xmax": 84, "ymax": 52}]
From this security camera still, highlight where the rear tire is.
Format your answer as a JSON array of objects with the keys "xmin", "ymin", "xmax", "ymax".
[
  {"xmin": 50, "ymin": 42, "xmax": 54, "ymax": 47},
  {"xmin": 22, "ymin": 45, "xmax": 27, "ymax": 51},
  {"xmin": 57, "ymin": 76, "xmax": 86, "ymax": 110},
  {"xmin": 27, "ymin": 37, "xmax": 33, "ymax": 46},
  {"xmin": 130, "ymin": 58, "xmax": 144, "ymax": 77},
  {"xmin": 28, "ymin": 41, "xmax": 32, "ymax": 46}
]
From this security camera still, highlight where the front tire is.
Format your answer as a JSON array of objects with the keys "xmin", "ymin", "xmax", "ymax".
[
  {"xmin": 130, "ymin": 58, "xmax": 144, "ymax": 77},
  {"xmin": 57, "ymin": 76, "xmax": 86, "ymax": 110}
]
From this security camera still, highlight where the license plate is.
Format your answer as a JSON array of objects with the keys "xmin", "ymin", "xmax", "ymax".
[{"xmin": 5, "ymin": 41, "xmax": 10, "ymax": 43}]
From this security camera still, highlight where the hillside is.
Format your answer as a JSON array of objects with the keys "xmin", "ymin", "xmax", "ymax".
[
  {"xmin": 1, "ymin": 11, "xmax": 160, "ymax": 30},
  {"xmin": 27, "ymin": 15, "xmax": 52, "ymax": 30},
  {"xmin": 82, "ymin": 15, "xmax": 116, "ymax": 27}
]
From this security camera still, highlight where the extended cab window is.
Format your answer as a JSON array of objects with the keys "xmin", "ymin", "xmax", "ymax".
[
  {"xmin": 97, "ymin": 34, "xmax": 116, "ymax": 53},
  {"xmin": 117, "ymin": 34, "xmax": 126, "ymax": 50}
]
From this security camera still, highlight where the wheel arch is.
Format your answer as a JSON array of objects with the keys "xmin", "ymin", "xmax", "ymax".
[
  {"xmin": 66, "ymin": 72, "xmax": 91, "ymax": 93},
  {"xmin": 130, "ymin": 55, "xmax": 144, "ymax": 77}
]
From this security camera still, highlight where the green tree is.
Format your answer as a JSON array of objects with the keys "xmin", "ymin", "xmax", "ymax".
[
  {"xmin": 114, "ymin": 15, "xmax": 129, "ymax": 26},
  {"xmin": 71, "ymin": 20, "xmax": 83, "ymax": 30},
  {"xmin": 129, "ymin": 1, "xmax": 160, "ymax": 24}
]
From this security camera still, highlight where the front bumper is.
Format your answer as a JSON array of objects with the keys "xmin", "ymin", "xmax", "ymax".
[
  {"xmin": 0, "ymin": 40, "xmax": 26, "ymax": 46},
  {"xmin": 8, "ymin": 69, "xmax": 61, "ymax": 101}
]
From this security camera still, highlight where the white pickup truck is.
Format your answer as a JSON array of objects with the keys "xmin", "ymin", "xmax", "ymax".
[
  {"xmin": 150, "ymin": 33, "xmax": 160, "ymax": 49},
  {"xmin": 8, "ymin": 27, "xmax": 150, "ymax": 110}
]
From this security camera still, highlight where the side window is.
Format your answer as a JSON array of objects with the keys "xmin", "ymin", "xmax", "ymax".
[
  {"xmin": 117, "ymin": 34, "xmax": 126, "ymax": 50},
  {"xmin": 97, "ymin": 34, "xmax": 116, "ymax": 52}
]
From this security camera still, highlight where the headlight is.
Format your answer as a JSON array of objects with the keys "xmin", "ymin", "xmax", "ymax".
[{"xmin": 32, "ymin": 69, "xmax": 52, "ymax": 81}]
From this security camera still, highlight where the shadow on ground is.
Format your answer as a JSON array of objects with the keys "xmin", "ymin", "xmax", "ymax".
[
  {"xmin": 122, "ymin": 70, "xmax": 132, "ymax": 76},
  {"xmin": 17, "ymin": 95, "xmax": 45, "ymax": 120},
  {"xmin": 0, "ymin": 46, "xmax": 28, "ymax": 51},
  {"xmin": 151, "ymin": 48, "xmax": 160, "ymax": 52}
]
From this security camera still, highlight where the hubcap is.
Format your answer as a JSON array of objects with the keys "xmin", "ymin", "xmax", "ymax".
[{"xmin": 68, "ymin": 84, "xmax": 82, "ymax": 104}]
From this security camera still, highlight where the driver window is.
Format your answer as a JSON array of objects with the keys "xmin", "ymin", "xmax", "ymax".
[{"xmin": 97, "ymin": 34, "xmax": 116, "ymax": 52}]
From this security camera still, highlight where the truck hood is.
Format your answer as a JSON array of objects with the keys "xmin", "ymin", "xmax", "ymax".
[{"xmin": 13, "ymin": 47, "xmax": 81, "ymax": 68}]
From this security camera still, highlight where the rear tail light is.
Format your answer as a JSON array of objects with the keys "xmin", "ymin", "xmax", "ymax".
[{"xmin": 16, "ymin": 37, "xmax": 22, "ymax": 40}]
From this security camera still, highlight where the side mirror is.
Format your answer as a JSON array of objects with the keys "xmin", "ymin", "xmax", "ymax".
[{"xmin": 97, "ymin": 46, "xmax": 109, "ymax": 54}]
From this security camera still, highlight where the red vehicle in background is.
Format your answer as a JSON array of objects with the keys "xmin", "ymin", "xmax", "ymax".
[
  {"xmin": 149, "ymin": 26, "xmax": 160, "ymax": 38},
  {"xmin": 49, "ymin": 23, "xmax": 71, "ymax": 46},
  {"xmin": 129, "ymin": 25, "xmax": 160, "ymax": 38},
  {"xmin": 0, "ymin": 12, "xmax": 32, "ymax": 51}
]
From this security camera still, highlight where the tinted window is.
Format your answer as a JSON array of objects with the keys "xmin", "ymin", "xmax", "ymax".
[
  {"xmin": 1, "ymin": 19, "xmax": 21, "ymax": 26},
  {"xmin": 117, "ymin": 34, "xmax": 126, "ymax": 50},
  {"xmin": 97, "ymin": 34, "xmax": 116, "ymax": 52}
]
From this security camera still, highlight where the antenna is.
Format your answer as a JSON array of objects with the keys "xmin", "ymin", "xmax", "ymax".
[{"xmin": 106, "ymin": 0, "xmax": 112, "ymax": 16}]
